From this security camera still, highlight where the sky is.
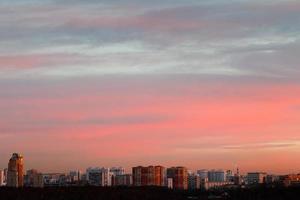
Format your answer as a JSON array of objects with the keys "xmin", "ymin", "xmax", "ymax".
[{"xmin": 0, "ymin": 0, "xmax": 300, "ymax": 174}]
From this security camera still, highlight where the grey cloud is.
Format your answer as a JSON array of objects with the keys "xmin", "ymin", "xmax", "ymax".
[{"xmin": 0, "ymin": 0, "xmax": 299, "ymax": 79}]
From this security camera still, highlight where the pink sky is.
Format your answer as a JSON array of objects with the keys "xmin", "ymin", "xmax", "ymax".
[
  {"xmin": 0, "ymin": 77, "xmax": 300, "ymax": 174},
  {"xmin": 0, "ymin": 0, "xmax": 300, "ymax": 174}
]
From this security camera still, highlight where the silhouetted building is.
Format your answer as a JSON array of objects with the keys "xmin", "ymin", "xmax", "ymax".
[
  {"xmin": 7, "ymin": 153, "xmax": 24, "ymax": 187},
  {"xmin": 24, "ymin": 169, "xmax": 44, "ymax": 188},
  {"xmin": 208, "ymin": 170, "xmax": 226, "ymax": 182},
  {"xmin": 197, "ymin": 169, "xmax": 208, "ymax": 180},
  {"xmin": 110, "ymin": 167, "xmax": 125, "ymax": 176},
  {"xmin": 132, "ymin": 166, "xmax": 165, "ymax": 186},
  {"xmin": 247, "ymin": 172, "xmax": 267, "ymax": 185},
  {"xmin": 187, "ymin": 173, "xmax": 201, "ymax": 190},
  {"xmin": 43, "ymin": 173, "xmax": 61, "ymax": 187},
  {"xmin": 281, "ymin": 174, "xmax": 300, "ymax": 186},
  {"xmin": 86, "ymin": 167, "xmax": 113, "ymax": 186},
  {"xmin": 113, "ymin": 174, "xmax": 132, "ymax": 186},
  {"xmin": 69, "ymin": 170, "xmax": 81, "ymax": 182},
  {"xmin": 201, "ymin": 178, "xmax": 234, "ymax": 190},
  {"xmin": 167, "ymin": 167, "xmax": 188, "ymax": 190}
]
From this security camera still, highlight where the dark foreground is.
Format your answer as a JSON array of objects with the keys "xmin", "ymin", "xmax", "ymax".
[{"xmin": 1, "ymin": 185, "xmax": 300, "ymax": 200}]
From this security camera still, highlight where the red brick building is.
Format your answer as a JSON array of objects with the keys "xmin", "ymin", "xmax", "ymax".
[{"xmin": 132, "ymin": 166, "xmax": 165, "ymax": 186}]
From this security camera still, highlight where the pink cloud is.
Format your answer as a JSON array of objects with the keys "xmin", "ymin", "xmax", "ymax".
[{"xmin": 1, "ymin": 79, "xmax": 300, "ymax": 173}]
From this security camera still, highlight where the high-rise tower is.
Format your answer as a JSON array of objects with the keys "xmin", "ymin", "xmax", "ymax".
[{"xmin": 7, "ymin": 153, "xmax": 24, "ymax": 187}]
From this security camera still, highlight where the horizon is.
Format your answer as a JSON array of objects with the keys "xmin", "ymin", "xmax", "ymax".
[
  {"xmin": 0, "ymin": 0, "xmax": 300, "ymax": 175},
  {"xmin": 1, "ymin": 152, "xmax": 299, "ymax": 175}
]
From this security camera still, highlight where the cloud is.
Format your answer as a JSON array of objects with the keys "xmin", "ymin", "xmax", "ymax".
[
  {"xmin": 0, "ymin": 0, "xmax": 299, "ymax": 79},
  {"xmin": 223, "ymin": 142, "xmax": 300, "ymax": 150},
  {"xmin": 1, "ymin": 0, "xmax": 300, "ymax": 173}
]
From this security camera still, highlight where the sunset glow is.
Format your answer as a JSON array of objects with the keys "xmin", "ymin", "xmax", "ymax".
[{"xmin": 0, "ymin": 0, "xmax": 300, "ymax": 174}]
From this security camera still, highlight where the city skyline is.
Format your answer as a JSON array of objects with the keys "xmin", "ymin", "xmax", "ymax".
[
  {"xmin": 0, "ymin": 153, "xmax": 299, "ymax": 176},
  {"xmin": 0, "ymin": 0, "xmax": 300, "ymax": 174}
]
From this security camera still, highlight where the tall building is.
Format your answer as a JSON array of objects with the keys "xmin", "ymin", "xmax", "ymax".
[
  {"xmin": 208, "ymin": 170, "xmax": 226, "ymax": 182},
  {"xmin": 24, "ymin": 169, "xmax": 44, "ymax": 188},
  {"xmin": 2, "ymin": 168, "xmax": 8, "ymax": 185},
  {"xmin": 86, "ymin": 168, "xmax": 102, "ymax": 186},
  {"xmin": 167, "ymin": 167, "xmax": 188, "ymax": 190},
  {"xmin": 226, "ymin": 170, "xmax": 234, "ymax": 182},
  {"xmin": 0, "ymin": 170, "xmax": 4, "ymax": 186},
  {"xmin": 69, "ymin": 170, "xmax": 81, "ymax": 182},
  {"xmin": 247, "ymin": 172, "xmax": 267, "ymax": 185},
  {"xmin": 7, "ymin": 153, "xmax": 24, "ymax": 187},
  {"xmin": 86, "ymin": 167, "xmax": 113, "ymax": 186},
  {"xmin": 132, "ymin": 166, "xmax": 165, "ymax": 186},
  {"xmin": 187, "ymin": 172, "xmax": 201, "ymax": 190}
]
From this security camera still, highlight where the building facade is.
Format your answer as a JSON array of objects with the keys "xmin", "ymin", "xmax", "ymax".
[
  {"xmin": 0, "ymin": 170, "xmax": 4, "ymax": 186},
  {"xmin": 7, "ymin": 153, "xmax": 24, "ymax": 187},
  {"xmin": 188, "ymin": 173, "xmax": 201, "ymax": 190},
  {"xmin": 167, "ymin": 167, "xmax": 188, "ymax": 190},
  {"xmin": 110, "ymin": 167, "xmax": 125, "ymax": 176},
  {"xmin": 69, "ymin": 171, "xmax": 81, "ymax": 182},
  {"xmin": 24, "ymin": 169, "xmax": 44, "ymax": 187},
  {"xmin": 112, "ymin": 174, "xmax": 132, "ymax": 186},
  {"xmin": 197, "ymin": 169, "xmax": 208, "ymax": 180},
  {"xmin": 86, "ymin": 167, "xmax": 113, "ymax": 186},
  {"xmin": 208, "ymin": 170, "xmax": 226, "ymax": 182},
  {"xmin": 247, "ymin": 172, "xmax": 267, "ymax": 185},
  {"xmin": 132, "ymin": 166, "xmax": 165, "ymax": 187}
]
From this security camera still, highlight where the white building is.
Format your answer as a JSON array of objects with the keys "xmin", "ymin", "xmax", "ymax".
[{"xmin": 167, "ymin": 178, "xmax": 173, "ymax": 189}]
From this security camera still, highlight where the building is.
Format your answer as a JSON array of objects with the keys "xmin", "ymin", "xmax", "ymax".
[
  {"xmin": 110, "ymin": 167, "xmax": 125, "ymax": 176},
  {"xmin": 208, "ymin": 170, "xmax": 226, "ymax": 182},
  {"xmin": 69, "ymin": 171, "xmax": 81, "ymax": 182},
  {"xmin": 113, "ymin": 174, "xmax": 132, "ymax": 186},
  {"xmin": 281, "ymin": 174, "xmax": 300, "ymax": 187},
  {"xmin": 101, "ymin": 168, "xmax": 113, "ymax": 186},
  {"xmin": 197, "ymin": 169, "xmax": 208, "ymax": 180},
  {"xmin": 3, "ymin": 168, "xmax": 8, "ymax": 185},
  {"xmin": 226, "ymin": 170, "xmax": 234, "ymax": 182},
  {"xmin": 167, "ymin": 178, "xmax": 173, "ymax": 189},
  {"xmin": 132, "ymin": 166, "xmax": 165, "ymax": 186},
  {"xmin": 86, "ymin": 168, "xmax": 102, "ymax": 186},
  {"xmin": 86, "ymin": 167, "xmax": 113, "ymax": 186},
  {"xmin": 167, "ymin": 167, "xmax": 188, "ymax": 190},
  {"xmin": 43, "ymin": 173, "xmax": 61, "ymax": 187},
  {"xmin": 110, "ymin": 167, "xmax": 126, "ymax": 186},
  {"xmin": 187, "ymin": 172, "xmax": 201, "ymax": 190},
  {"xmin": 0, "ymin": 170, "xmax": 4, "ymax": 186},
  {"xmin": 24, "ymin": 169, "xmax": 44, "ymax": 187},
  {"xmin": 265, "ymin": 175, "xmax": 279, "ymax": 184},
  {"xmin": 7, "ymin": 153, "xmax": 24, "ymax": 187},
  {"xmin": 247, "ymin": 172, "xmax": 267, "ymax": 185},
  {"xmin": 201, "ymin": 178, "xmax": 234, "ymax": 190}
]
